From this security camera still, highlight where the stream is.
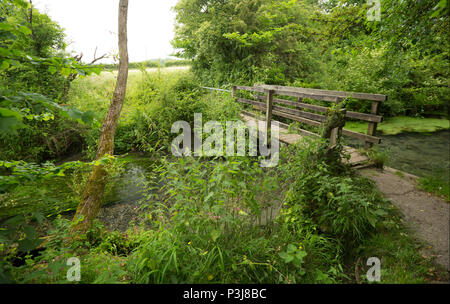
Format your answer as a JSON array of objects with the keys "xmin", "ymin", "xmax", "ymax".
[{"xmin": 345, "ymin": 130, "xmax": 450, "ymax": 178}]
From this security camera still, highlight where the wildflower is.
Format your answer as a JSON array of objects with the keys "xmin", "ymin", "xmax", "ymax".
[
  {"xmin": 187, "ymin": 241, "xmax": 191, "ymax": 245},
  {"xmin": 207, "ymin": 274, "xmax": 214, "ymax": 281}
]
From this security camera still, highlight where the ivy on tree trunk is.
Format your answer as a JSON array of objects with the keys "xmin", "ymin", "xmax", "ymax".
[
  {"xmin": 320, "ymin": 103, "xmax": 346, "ymax": 166},
  {"xmin": 71, "ymin": 0, "xmax": 129, "ymax": 234}
]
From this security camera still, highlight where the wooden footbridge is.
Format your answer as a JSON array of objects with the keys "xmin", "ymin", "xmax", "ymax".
[{"xmin": 201, "ymin": 84, "xmax": 388, "ymax": 167}]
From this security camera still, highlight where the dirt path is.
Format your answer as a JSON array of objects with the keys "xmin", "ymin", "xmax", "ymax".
[{"xmin": 358, "ymin": 167, "xmax": 449, "ymax": 271}]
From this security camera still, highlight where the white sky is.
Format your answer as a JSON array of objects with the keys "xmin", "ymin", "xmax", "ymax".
[{"xmin": 33, "ymin": 0, "xmax": 179, "ymax": 64}]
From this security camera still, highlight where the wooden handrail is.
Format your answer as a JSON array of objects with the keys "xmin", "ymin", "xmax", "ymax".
[
  {"xmin": 253, "ymin": 95, "xmax": 383, "ymax": 123},
  {"xmin": 255, "ymin": 84, "xmax": 388, "ymax": 102},
  {"xmin": 232, "ymin": 84, "xmax": 385, "ymax": 147}
]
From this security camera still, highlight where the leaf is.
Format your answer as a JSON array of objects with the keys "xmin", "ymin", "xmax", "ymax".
[
  {"xmin": 4, "ymin": 215, "xmax": 25, "ymax": 227},
  {"xmin": 18, "ymin": 25, "xmax": 31, "ymax": 36},
  {"xmin": 367, "ymin": 215, "xmax": 377, "ymax": 228},
  {"xmin": 287, "ymin": 244, "xmax": 297, "ymax": 253},
  {"xmin": 33, "ymin": 211, "xmax": 45, "ymax": 225},
  {"xmin": 75, "ymin": 68, "xmax": 86, "ymax": 76},
  {"xmin": 48, "ymin": 66, "xmax": 57, "ymax": 74},
  {"xmin": 0, "ymin": 116, "xmax": 22, "ymax": 133},
  {"xmin": 23, "ymin": 224, "xmax": 37, "ymax": 240},
  {"xmin": 18, "ymin": 238, "xmax": 42, "ymax": 252},
  {"xmin": 0, "ymin": 107, "xmax": 22, "ymax": 120},
  {"xmin": 204, "ymin": 192, "xmax": 214, "ymax": 202},
  {"xmin": 81, "ymin": 110, "xmax": 94, "ymax": 124},
  {"xmin": 295, "ymin": 251, "xmax": 307, "ymax": 261},
  {"xmin": 0, "ymin": 60, "xmax": 10, "ymax": 70},
  {"xmin": 210, "ymin": 229, "xmax": 221, "ymax": 242},
  {"xmin": 60, "ymin": 67, "xmax": 71, "ymax": 76},
  {"xmin": 374, "ymin": 209, "xmax": 387, "ymax": 216},
  {"xmin": 279, "ymin": 252, "xmax": 294, "ymax": 263},
  {"xmin": 66, "ymin": 108, "xmax": 83, "ymax": 120}
]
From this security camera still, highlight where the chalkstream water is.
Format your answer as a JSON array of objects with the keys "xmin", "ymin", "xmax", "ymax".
[{"xmin": 346, "ymin": 130, "xmax": 450, "ymax": 178}]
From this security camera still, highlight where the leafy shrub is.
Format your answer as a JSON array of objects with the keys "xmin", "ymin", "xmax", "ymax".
[
  {"xmin": 112, "ymin": 71, "xmax": 241, "ymax": 155},
  {"xmin": 280, "ymin": 137, "xmax": 390, "ymax": 247},
  {"xmin": 0, "ymin": 115, "xmax": 88, "ymax": 162}
]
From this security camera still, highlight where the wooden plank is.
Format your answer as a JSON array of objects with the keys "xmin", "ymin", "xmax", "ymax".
[
  {"xmin": 254, "ymin": 95, "xmax": 383, "ymax": 123},
  {"xmin": 235, "ymin": 86, "xmax": 266, "ymax": 93},
  {"xmin": 279, "ymin": 133, "xmax": 303, "ymax": 145},
  {"xmin": 346, "ymin": 111, "xmax": 383, "ymax": 123},
  {"xmin": 256, "ymin": 84, "xmax": 387, "ymax": 102},
  {"xmin": 271, "ymin": 109, "xmax": 322, "ymax": 127},
  {"xmin": 243, "ymin": 111, "xmax": 320, "ymax": 138},
  {"xmin": 272, "ymin": 104, "xmax": 325, "ymax": 122},
  {"xmin": 277, "ymin": 121, "xmax": 319, "ymax": 138},
  {"xmin": 273, "ymin": 89, "xmax": 341, "ymax": 103},
  {"xmin": 343, "ymin": 146, "xmax": 370, "ymax": 166},
  {"xmin": 236, "ymin": 97, "xmax": 265, "ymax": 108},
  {"xmin": 342, "ymin": 128, "xmax": 381, "ymax": 144}
]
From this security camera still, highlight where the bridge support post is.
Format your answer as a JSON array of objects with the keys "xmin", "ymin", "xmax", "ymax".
[
  {"xmin": 365, "ymin": 101, "xmax": 380, "ymax": 150},
  {"xmin": 231, "ymin": 85, "xmax": 237, "ymax": 100},
  {"xmin": 265, "ymin": 89, "xmax": 274, "ymax": 144}
]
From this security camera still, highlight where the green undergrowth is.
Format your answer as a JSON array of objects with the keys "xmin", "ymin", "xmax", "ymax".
[
  {"xmin": 1, "ymin": 137, "xmax": 443, "ymax": 284},
  {"xmin": 68, "ymin": 69, "xmax": 242, "ymax": 158},
  {"xmin": 356, "ymin": 225, "xmax": 448, "ymax": 283}
]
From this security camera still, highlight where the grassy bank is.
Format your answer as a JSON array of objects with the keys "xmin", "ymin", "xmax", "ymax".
[
  {"xmin": 345, "ymin": 116, "xmax": 449, "ymax": 136},
  {"xmin": 418, "ymin": 176, "xmax": 450, "ymax": 202}
]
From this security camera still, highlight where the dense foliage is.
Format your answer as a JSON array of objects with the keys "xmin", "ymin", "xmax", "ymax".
[
  {"xmin": 0, "ymin": 0, "xmax": 447, "ymax": 284},
  {"xmin": 172, "ymin": 0, "xmax": 449, "ymax": 116},
  {"xmin": 0, "ymin": 0, "xmax": 101, "ymax": 161}
]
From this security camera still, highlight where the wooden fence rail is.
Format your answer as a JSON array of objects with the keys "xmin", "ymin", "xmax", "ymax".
[{"xmin": 232, "ymin": 84, "xmax": 387, "ymax": 149}]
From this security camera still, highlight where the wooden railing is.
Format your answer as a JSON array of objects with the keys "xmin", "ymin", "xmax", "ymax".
[{"xmin": 232, "ymin": 84, "xmax": 387, "ymax": 149}]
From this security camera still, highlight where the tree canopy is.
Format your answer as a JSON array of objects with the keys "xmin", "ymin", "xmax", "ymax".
[{"xmin": 172, "ymin": 0, "xmax": 449, "ymax": 116}]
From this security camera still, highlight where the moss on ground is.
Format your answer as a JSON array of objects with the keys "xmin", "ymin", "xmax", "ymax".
[{"xmin": 345, "ymin": 116, "xmax": 449, "ymax": 135}]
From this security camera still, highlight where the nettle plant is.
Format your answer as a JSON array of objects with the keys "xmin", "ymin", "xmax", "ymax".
[
  {"xmin": 140, "ymin": 155, "xmax": 281, "ymax": 235},
  {"xmin": 280, "ymin": 137, "xmax": 391, "ymax": 248}
]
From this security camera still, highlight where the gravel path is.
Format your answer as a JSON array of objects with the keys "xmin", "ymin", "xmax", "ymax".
[{"xmin": 358, "ymin": 167, "xmax": 449, "ymax": 271}]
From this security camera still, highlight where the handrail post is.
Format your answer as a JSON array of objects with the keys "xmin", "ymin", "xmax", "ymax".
[
  {"xmin": 231, "ymin": 85, "xmax": 237, "ymax": 100},
  {"xmin": 265, "ymin": 89, "xmax": 274, "ymax": 143},
  {"xmin": 365, "ymin": 101, "xmax": 380, "ymax": 149}
]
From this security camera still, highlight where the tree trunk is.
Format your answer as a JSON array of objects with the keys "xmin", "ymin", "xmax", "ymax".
[{"xmin": 71, "ymin": 0, "xmax": 129, "ymax": 234}]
